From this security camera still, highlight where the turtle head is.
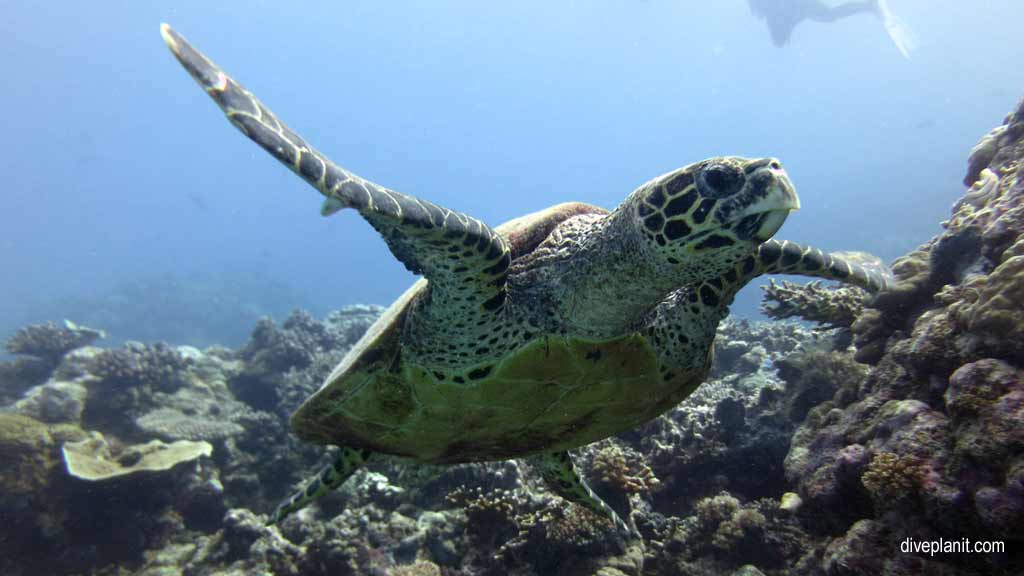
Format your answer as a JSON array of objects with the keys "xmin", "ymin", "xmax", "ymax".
[{"xmin": 631, "ymin": 156, "xmax": 800, "ymax": 282}]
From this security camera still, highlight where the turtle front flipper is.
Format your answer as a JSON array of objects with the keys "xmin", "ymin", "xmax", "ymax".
[
  {"xmin": 749, "ymin": 240, "xmax": 894, "ymax": 292},
  {"xmin": 530, "ymin": 451, "xmax": 638, "ymax": 537},
  {"xmin": 269, "ymin": 447, "xmax": 373, "ymax": 525},
  {"xmin": 676, "ymin": 241, "xmax": 893, "ymax": 319},
  {"xmin": 160, "ymin": 24, "xmax": 511, "ymax": 314}
]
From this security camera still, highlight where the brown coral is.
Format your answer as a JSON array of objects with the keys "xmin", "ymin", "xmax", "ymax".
[
  {"xmin": 5, "ymin": 321, "xmax": 105, "ymax": 364},
  {"xmin": 589, "ymin": 443, "xmax": 660, "ymax": 495},
  {"xmin": 693, "ymin": 492, "xmax": 767, "ymax": 551},
  {"xmin": 859, "ymin": 451, "xmax": 923, "ymax": 505},
  {"xmin": 760, "ymin": 279, "xmax": 867, "ymax": 330}
]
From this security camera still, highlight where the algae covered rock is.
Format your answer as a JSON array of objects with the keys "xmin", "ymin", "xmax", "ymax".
[
  {"xmin": 0, "ymin": 413, "xmax": 61, "ymax": 498},
  {"xmin": 0, "ymin": 413, "xmax": 86, "ymax": 499},
  {"xmin": 14, "ymin": 380, "xmax": 88, "ymax": 424}
]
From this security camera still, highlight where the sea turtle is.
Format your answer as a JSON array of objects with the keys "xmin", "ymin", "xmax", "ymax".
[{"xmin": 160, "ymin": 24, "xmax": 892, "ymax": 534}]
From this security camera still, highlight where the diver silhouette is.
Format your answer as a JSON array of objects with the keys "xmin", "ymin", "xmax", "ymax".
[{"xmin": 748, "ymin": 0, "xmax": 914, "ymax": 57}]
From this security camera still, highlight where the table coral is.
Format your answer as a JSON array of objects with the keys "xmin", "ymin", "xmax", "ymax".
[{"xmin": 62, "ymin": 432, "xmax": 213, "ymax": 481}]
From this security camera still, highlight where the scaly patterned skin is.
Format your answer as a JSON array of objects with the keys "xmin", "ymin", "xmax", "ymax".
[
  {"xmin": 530, "ymin": 451, "xmax": 637, "ymax": 536},
  {"xmin": 161, "ymin": 24, "xmax": 893, "ymax": 534},
  {"xmin": 160, "ymin": 24, "xmax": 512, "ymax": 378},
  {"xmin": 269, "ymin": 447, "xmax": 372, "ymax": 525}
]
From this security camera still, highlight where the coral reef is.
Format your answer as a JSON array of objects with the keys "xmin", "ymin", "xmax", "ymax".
[
  {"xmin": 229, "ymin": 306, "xmax": 382, "ymax": 414},
  {"xmin": 1, "ymin": 320, "xmax": 104, "ymax": 404},
  {"xmin": 0, "ymin": 413, "xmax": 85, "ymax": 501},
  {"xmin": 782, "ymin": 97, "xmax": 1024, "ymax": 574},
  {"xmin": 760, "ymin": 279, "xmax": 867, "ymax": 330},
  {"xmin": 4, "ymin": 320, "xmax": 105, "ymax": 364},
  {"xmin": 14, "ymin": 379, "xmax": 88, "ymax": 424},
  {"xmin": 5, "ymin": 99, "xmax": 1024, "ymax": 576}
]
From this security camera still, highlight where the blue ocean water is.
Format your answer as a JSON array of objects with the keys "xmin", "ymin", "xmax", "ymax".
[{"xmin": 2, "ymin": 0, "xmax": 1022, "ymax": 346}]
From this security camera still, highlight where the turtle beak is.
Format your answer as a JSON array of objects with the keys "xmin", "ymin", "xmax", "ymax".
[{"xmin": 737, "ymin": 162, "xmax": 800, "ymax": 241}]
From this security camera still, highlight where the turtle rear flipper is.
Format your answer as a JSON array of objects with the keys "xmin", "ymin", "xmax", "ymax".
[
  {"xmin": 269, "ymin": 447, "xmax": 373, "ymax": 525},
  {"xmin": 530, "ymin": 451, "xmax": 638, "ymax": 538},
  {"xmin": 161, "ymin": 24, "xmax": 510, "ymax": 314}
]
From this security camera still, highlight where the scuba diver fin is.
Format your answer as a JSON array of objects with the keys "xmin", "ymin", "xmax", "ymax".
[{"xmin": 874, "ymin": 0, "xmax": 916, "ymax": 59}]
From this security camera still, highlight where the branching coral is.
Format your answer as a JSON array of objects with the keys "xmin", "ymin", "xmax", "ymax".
[
  {"xmin": 589, "ymin": 443, "xmax": 660, "ymax": 495},
  {"xmin": 446, "ymin": 485, "xmax": 522, "ymax": 543},
  {"xmin": 760, "ymin": 280, "xmax": 867, "ymax": 330},
  {"xmin": 91, "ymin": 342, "xmax": 193, "ymax": 393},
  {"xmin": 693, "ymin": 492, "xmax": 767, "ymax": 551},
  {"xmin": 5, "ymin": 320, "xmax": 105, "ymax": 363},
  {"xmin": 535, "ymin": 504, "xmax": 611, "ymax": 547},
  {"xmin": 859, "ymin": 451, "xmax": 922, "ymax": 505}
]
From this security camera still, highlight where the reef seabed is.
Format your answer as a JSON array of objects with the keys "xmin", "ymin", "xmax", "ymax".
[{"xmin": 3, "ymin": 101, "xmax": 1024, "ymax": 575}]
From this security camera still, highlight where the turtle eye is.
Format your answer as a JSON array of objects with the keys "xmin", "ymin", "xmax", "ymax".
[{"xmin": 697, "ymin": 164, "xmax": 744, "ymax": 198}]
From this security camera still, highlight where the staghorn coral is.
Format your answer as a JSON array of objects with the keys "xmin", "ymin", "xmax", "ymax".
[
  {"xmin": 499, "ymin": 502, "xmax": 644, "ymax": 576},
  {"xmin": 760, "ymin": 279, "xmax": 867, "ymax": 330},
  {"xmin": 4, "ymin": 320, "xmax": 105, "ymax": 363},
  {"xmin": 532, "ymin": 504, "xmax": 615, "ymax": 548}
]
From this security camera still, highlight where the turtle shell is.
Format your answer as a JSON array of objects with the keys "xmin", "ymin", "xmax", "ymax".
[{"xmin": 291, "ymin": 202, "xmax": 706, "ymax": 464}]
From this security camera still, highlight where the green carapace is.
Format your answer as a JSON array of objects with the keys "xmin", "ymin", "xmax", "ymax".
[{"xmin": 161, "ymin": 24, "xmax": 891, "ymax": 535}]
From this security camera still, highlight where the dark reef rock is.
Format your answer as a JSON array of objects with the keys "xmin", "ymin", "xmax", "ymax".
[
  {"xmin": 782, "ymin": 97, "xmax": 1024, "ymax": 575},
  {"xmin": 0, "ymin": 356, "xmax": 52, "ymax": 405}
]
